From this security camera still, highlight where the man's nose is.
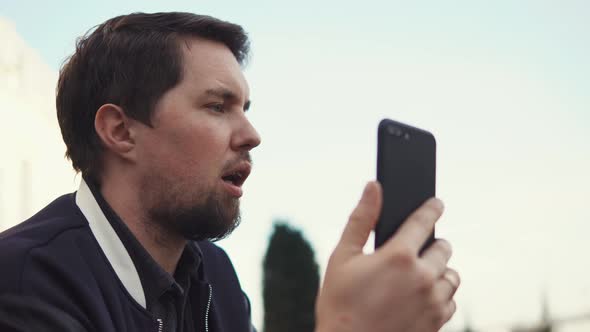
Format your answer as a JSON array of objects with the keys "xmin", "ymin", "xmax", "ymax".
[{"xmin": 232, "ymin": 117, "xmax": 261, "ymax": 151}]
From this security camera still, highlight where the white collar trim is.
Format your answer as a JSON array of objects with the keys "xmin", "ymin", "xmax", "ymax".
[{"xmin": 75, "ymin": 179, "xmax": 146, "ymax": 308}]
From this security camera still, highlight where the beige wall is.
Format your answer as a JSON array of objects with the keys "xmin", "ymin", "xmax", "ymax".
[{"xmin": 0, "ymin": 18, "xmax": 78, "ymax": 230}]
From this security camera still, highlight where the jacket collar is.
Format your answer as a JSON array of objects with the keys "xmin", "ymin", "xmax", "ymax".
[{"xmin": 75, "ymin": 179, "xmax": 147, "ymax": 308}]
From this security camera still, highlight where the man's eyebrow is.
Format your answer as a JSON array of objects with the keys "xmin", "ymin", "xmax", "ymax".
[{"xmin": 204, "ymin": 88, "xmax": 251, "ymax": 112}]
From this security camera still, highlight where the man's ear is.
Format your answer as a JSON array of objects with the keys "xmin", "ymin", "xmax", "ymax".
[{"xmin": 94, "ymin": 104, "xmax": 136, "ymax": 161}]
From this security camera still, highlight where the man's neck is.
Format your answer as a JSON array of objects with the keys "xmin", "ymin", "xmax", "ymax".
[{"xmin": 99, "ymin": 177, "xmax": 186, "ymax": 275}]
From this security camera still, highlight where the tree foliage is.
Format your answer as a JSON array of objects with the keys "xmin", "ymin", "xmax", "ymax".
[{"xmin": 262, "ymin": 222, "xmax": 320, "ymax": 332}]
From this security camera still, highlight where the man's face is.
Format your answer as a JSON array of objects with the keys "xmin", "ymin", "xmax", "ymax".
[{"xmin": 134, "ymin": 37, "xmax": 260, "ymax": 241}]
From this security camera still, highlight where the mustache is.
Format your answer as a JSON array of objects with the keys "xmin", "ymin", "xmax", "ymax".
[{"xmin": 222, "ymin": 152, "xmax": 252, "ymax": 170}]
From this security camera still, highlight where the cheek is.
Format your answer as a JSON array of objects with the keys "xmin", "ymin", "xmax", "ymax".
[{"xmin": 147, "ymin": 123, "xmax": 230, "ymax": 178}]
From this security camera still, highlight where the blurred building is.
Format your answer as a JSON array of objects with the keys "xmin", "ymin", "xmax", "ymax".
[{"xmin": 0, "ymin": 18, "xmax": 78, "ymax": 231}]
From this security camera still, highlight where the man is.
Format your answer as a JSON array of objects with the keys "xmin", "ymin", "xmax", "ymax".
[{"xmin": 0, "ymin": 12, "xmax": 459, "ymax": 332}]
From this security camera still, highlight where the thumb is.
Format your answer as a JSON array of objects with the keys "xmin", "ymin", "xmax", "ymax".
[{"xmin": 337, "ymin": 181, "xmax": 382, "ymax": 255}]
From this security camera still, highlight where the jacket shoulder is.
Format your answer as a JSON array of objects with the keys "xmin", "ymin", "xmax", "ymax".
[
  {"xmin": 0, "ymin": 193, "xmax": 85, "ymax": 240},
  {"xmin": 0, "ymin": 193, "xmax": 89, "ymax": 291}
]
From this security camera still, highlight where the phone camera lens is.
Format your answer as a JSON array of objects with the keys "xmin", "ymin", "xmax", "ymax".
[{"xmin": 388, "ymin": 126, "xmax": 403, "ymax": 137}]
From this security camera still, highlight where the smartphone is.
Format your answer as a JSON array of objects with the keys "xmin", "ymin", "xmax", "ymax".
[{"xmin": 375, "ymin": 119, "xmax": 436, "ymax": 251}]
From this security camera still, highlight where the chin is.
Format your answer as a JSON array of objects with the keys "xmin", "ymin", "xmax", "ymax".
[{"xmin": 174, "ymin": 198, "xmax": 242, "ymax": 242}]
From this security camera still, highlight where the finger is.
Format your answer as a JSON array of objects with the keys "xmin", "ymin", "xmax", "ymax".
[
  {"xmin": 384, "ymin": 197, "xmax": 444, "ymax": 254},
  {"xmin": 442, "ymin": 268, "xmax": 461, "ymax": 295},
  {"xmin": 337, "ymin": 181, "xmax": 382, "ymax": 254},
  {"xmin": 430, "ymin": 296, "xmax": 458, "ymax": 330},
  {"xmin": 420, "ymin": 239, "xmax": 453, "ymax": 277},
  {"xmin": 411, "ymin": 298, "xmax": 457, "ymax": 332},
  {"xmin": 441, "ymin": 299, "xmax": 457, "ymax": 327},
  {"xmin": 433, "ymin": 268, "xmax": 460, "ymax": 301}
]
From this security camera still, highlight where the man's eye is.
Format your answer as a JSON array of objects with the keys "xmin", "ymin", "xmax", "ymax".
[{"xmin": 208, "ymin": 104, "xmax": 225, "ymax": 113}]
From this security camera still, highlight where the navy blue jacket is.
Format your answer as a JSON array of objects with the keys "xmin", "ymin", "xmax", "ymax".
[{"xmin": 0, "ymin": 180, "xmax": 253, "ymax": 332}]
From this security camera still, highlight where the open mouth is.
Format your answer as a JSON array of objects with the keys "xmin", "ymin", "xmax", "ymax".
[
  {"xmin": 220, "ymin": 162, "xmax": 251, "ymax": 197},
  {"xmin": 221, "ymin": 171, "xmax": 247, "ymax": 187}
]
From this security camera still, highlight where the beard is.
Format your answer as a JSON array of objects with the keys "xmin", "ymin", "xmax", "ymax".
[{"xmin": 141, "ymin": 174, "xmax": 241, "ymax": 242}]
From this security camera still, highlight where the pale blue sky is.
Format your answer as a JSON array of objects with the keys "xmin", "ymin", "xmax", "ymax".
[{"xmin": 2, "ymin": 1, "xmax": 589, "ymax": 330}]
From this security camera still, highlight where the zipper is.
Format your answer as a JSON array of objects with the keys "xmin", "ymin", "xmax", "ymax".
[
  {"xmin": 156, "ymin": 285, "xmax": 212, "ymax": 332},
  {"xmin": 205, "ymin": 284, "xmax": 213, "ymax": 332}
]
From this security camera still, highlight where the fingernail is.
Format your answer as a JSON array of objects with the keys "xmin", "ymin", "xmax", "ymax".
[
  {"xmin": 433, "ymin": 198, "xmax": 444, "ymax": 211},
  {"xmin": 361, "ymin": 182, "xmax": 375, "ymax": 200},
  {"xmin": 362, "ymin": 182, "xmax": 371, "ymax": 196}
]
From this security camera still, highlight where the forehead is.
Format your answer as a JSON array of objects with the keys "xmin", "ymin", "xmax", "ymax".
[{"xmin": 178, "ymin": 37, "xmax": 249, "ymax": 97}]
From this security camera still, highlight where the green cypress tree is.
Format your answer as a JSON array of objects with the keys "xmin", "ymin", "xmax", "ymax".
[
  {"xmin": 463, "ymin": 325, "xmax": 476, "ymax": 332},
  {"xmin": 262, "ymin": 221, "xmax": 320, "ymax": 332}
]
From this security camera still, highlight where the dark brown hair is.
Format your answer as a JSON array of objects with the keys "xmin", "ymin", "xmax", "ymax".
[{"xmin": 56, "ymin": 12, "xmax": 250, "ymax": 181}]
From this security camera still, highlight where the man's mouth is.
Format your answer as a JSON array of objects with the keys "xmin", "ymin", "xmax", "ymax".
[
  {"xmin": 221, "ymin": 171, "xmax": 247, "ymax": 187},
  {"xmin": 220, "ymin": 162, "xmax": 251, "ymax": 197}
]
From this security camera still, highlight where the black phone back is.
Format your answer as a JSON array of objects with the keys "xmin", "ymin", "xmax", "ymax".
[{"xmin": 375, "ymin": 119, "xmax": 436, "ymax": 250}]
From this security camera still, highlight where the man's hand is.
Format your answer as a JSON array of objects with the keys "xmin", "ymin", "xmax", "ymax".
[{"xmin": 315, "ymin": 181, "xmax": 460, "ymax": 332}]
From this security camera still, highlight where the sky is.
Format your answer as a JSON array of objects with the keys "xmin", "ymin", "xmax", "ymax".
[{"xmin": 1, "ymin": 1, "xmax": 589, "ymax": 331}]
